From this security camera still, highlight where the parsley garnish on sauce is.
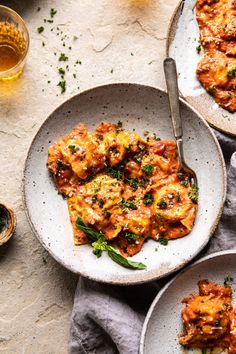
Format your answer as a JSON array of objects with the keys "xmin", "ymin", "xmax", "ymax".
[
  {"xmin": 227, "ymin": 67, "xmax": 236, "ymax": 78},
  {"xmin": 159, "ymin": 237, "xmax": 168, "ymax": 246},
  {"xmin": 133, "ymin": 153, "xmax": 143, "ymax": 164},
  {"xmin": 120, "ymin": 199, "xmax": 137, "ymax": 210},
  {"xmin": 56, "ymin": 159, "xmax": 66, "ymax": 170},
  {"xmin": 125, "ymin": 232, "xmax": 137, "ymax": 242},
  {"xmin": 68, "ymin": 144, "xmax": 79, "ymax": 153},
  {"xmin": 188, "ymin": 184, "xmax": 199, "ymax": 203},
  {"xmin": 158, "ymin": 200, "xmax": 167, "ymax": 209},
  {"xmin": 142, "ymin": 164, "xmax": 154, "ymax": 175},
  {"xmin": 143, "ymin": 193, "xmax": 153, "ymax": 206},
  {"xmin": 106, "ymin": 167, "xmax": 123, "ymax": 180},
  {"xmin": 124, "ymin": 178, "xmax": 138, "ymax": 191}
]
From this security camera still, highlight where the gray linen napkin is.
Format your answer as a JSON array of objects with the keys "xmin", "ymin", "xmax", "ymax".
[{"xmin": 69, "ymin": 130, "xmax": 236, "ymax": 354}]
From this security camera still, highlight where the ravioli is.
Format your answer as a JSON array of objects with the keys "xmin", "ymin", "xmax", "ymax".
[
  {"xmin": 47, "ymin": 122, "xmax": 198, "ymax": 257},
  {"xmin": 196, "ymin": 0, "xmax": 236, "ymax": 111},
  {"xmin": 179, "ymin": 279, "xmax": 236, "ymax": 353}
]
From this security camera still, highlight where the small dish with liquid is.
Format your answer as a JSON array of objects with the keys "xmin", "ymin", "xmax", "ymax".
[
  {"xmin": 0, "ymin": 203, "xmax": 16, "ymax": 246},
  {"xmin": 0, "ymin": 5, "xmax": 29, "ymax": 80}
]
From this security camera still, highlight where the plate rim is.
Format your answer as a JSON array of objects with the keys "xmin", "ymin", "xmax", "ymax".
[
  {"xmin": 23, "ymin": 82, "xmax": 227, "ymax": 285},
  {"xmin": 166, "ymin": 0, "xmax": 236, "ymax": 137},
  {"xmin": 139, "ymin": 249, "xmax": 236, "ymax": 354}
]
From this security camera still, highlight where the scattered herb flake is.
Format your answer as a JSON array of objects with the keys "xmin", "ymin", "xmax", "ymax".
[
  {"xmin": 58, "ymin": 67, "xmax": 65, "ymax": 76},
  {"xmin": 57, "ymin": 80, "xmax": 66, "ymax": 93},
  {"xmin": 50, "ymin": 8, "xmax": 57, "ymax": 18},
  {"xmin": 37, "ymin": 26, "xmax": 44, "ymax": 34},
  {"xmin": 159, "ymin": 237, "xmax": 168, "ymax": 246},
  {"xmin": 59, "ymin": 53, "xmax": 68, "ymax": 62}
]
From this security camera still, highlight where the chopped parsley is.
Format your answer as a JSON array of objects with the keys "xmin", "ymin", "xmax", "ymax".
[
  {"xmin": 106, "ymin": 167, "xmax": 123, "ymax": 180},
  {"xmin": 125, "ymin": 232, "xmax": 137, "ymax": 242},
  {"xmin": 37, "ymin": 26, "xmax": 44, "ymax": 34},
  {"xmin": 138, "ymin": 144, "xmax": 145, "ymax": 151},
  {"xmin": 50, "ymin": 8, "xmax": 57, "ymax": 18},
  {"xmin": 159, "ymin": 237, "xmax": 168, "ymax": 246},
  {"xmin": 207, "ymin": 85, "xmax": 216, "ymax": 94},
  {"xmin": 143, "ymin": 193, "xmax": 153, "ymax": 206},
  {"xmin": 92, "ymin": 195, "xmax": 97, "ymax": 203},
  {"xmin": 158, "ymin": 200, "xmax": 167, "ymax": 209},
  {"xmin": 142, "ymin": 164, "xmax": 154, "ymax": 175},
  {"xmin": 120, "ymin": 199, "xmax": 137, "ymax": 210},
  {"xmin": 188, "ymin": 184, "xmax": 199, "ymax": 203},
  {"xmin": 177, "ymin": 172, "xmax": 185, "ymax": 180},
  {"xmin": 124, "ymin": 178, "xmax": 138, "ymax": 191},
  {"xmin": 59, "ymin": 53, "xmax": 68, "ymax": 62},
  {"xmin": 99, "ymin": 198, "xmax": 105, "ymax": 208},
  {"xmin": 196, "ymin": 44, "xmax": 201, "ymax": 54},
  {"xmin": 58, "ymin": 67, "xmax": 65, "ymax": 76},
  {"xmin": 133, "ymin": 153, "xmax": 143, "ymax": 164},
  {"xmin": 68, "ymin": 144, "xmax": 79, "ymax": 153},
  {"xmin": 102, "ymin": 208, "xmax": 111, "ymax": 218},
  {"xmin": 56, "ymin": 159, "xmax": 66, "ymax": 170},
  {"xmin": 181, "ymin": 180, "xmax": 188, "ymax": 187},
  {"xmin": 57, "ymin": 80, "xmax": 66, "ymax": 93},
  {"xmin": 227, "ymin": 67, "xmax": 236, "ymax": 78}
]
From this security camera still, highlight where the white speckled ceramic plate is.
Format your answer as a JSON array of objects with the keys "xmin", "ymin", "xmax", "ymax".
[
  {"xmin": 24, "ymin": 83, "xmax": 226, "ymax": 285},
  {"xmin": 167, "ymin": 0, "xmax": 236, "ymax": 136},
  {"xmin": 140, "ymin": 250, "xmax": 236, "ymax": 354}
]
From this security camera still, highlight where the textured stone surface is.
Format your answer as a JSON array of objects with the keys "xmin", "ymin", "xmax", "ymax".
[{"xmin": 0, "ymin": 0, "xmax": 178, "ymax": 352}]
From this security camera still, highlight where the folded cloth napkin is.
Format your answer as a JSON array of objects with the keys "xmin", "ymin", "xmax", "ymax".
[{"xmin": 69, "ymin": 130, "xmax": 236, "ymax": 354}]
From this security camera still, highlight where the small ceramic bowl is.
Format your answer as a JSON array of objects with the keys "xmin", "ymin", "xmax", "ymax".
[{"xmin": 0, "ymin": 203, "xmax": 16, "ymax": 246}]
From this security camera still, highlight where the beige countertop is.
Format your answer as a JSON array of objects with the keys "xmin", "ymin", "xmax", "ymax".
[{"xmin": 0, "ymin": 0, "xmax": 179, "ymax": 352}]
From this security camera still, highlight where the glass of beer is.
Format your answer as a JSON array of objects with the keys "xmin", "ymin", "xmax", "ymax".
[{"xmin": 0, "ymin": 5, "xmax": 29, "ymax": 80}]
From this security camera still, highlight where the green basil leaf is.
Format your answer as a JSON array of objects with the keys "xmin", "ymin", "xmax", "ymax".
[
  {"xmin": 76, "ymin": 216, "xmax": 104, "ymax": 242},
  {"xmin": 107, "ymin": 247, "xmax": 146, "ymax": 270}
]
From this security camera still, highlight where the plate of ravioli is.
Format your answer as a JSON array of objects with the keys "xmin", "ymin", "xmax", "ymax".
[
  {"xmin": 167, "ymin": 0, "xmax": 236, "ymax": 136},
  {"xmin": 24, "ymin": 83, "xmax": 226, "ymax": 284},
  {"xmin": 140, "ymin": 250, "xmax": 236, "ymax": 354}
]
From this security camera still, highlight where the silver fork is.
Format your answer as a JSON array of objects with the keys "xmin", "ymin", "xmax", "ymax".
[{"xmin": 163, "ymin": 57, "xmax": 198, "ymax": 187}]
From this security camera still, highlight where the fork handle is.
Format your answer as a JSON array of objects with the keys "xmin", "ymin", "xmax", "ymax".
[{"xmin": 163, "ymin": 58, "xmax": 183, "ymax": 140}]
